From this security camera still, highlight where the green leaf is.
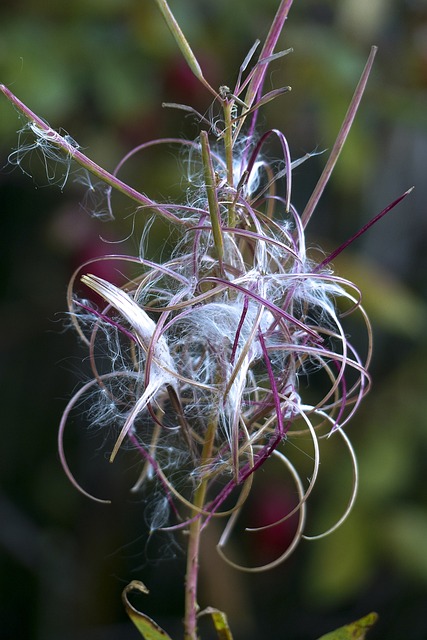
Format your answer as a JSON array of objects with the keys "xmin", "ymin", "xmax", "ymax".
[
  {"xmin": 316, "ymin": 612, "xmax": 378, "ymax": 640},
  {"xmin": 122, "ymin": 581, "xmax": 173, "ymax": 640},
  {"xmin": 198, "ymin": 606, "xmax": 234, "ymax": 640}
]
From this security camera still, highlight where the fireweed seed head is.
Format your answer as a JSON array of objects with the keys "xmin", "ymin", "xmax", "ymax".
[
  {"xmin": 57, "ymin": 127, "xmax": 373, "ymax": 568},
  {"xmin": 60, "ymin": 86, "xmax": 374, "ymax": 570},
  {"xmin": 1, "ymin": 2, "xmax": 410, "ymax": 570}
]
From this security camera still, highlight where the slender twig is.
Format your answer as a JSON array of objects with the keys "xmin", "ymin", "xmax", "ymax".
[
  {"xmin": 184, "ymin": 419, "xmax": 217, "ymax": 640},
  {"xmin": 0, "ymin": 84, "xmax": 184, "ymax": 226}
]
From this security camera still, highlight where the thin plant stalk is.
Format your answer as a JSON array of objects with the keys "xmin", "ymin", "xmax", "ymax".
[
  {"xmin": 184, "ymin": 418, "xmax": 218, "ymax": 640},
  {"xmin": 0, "ymin": 84, "xmax": 183, "ymax": 226}
]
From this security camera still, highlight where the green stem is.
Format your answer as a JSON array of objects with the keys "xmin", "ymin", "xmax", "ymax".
[
  {"xmin": 184, "ymin": 419, "xmax": 217, "ymax": 640},
  {"xmin": 200, "ymin": 131, "xmax": 224, "ymax": 267},
  {"xmin": 222, "ymin": 100, "xmax": 236, "ymax": 228}
]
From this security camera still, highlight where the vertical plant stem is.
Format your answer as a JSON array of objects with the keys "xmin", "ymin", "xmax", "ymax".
[
  {"xmin": 222, "ymin": 100, "xmax": 237, "ymax": 228},
  {"xmin": 184, "ymin": 418, "xmax": 217, "ymax": 640},
  {"xmin": 234, "ymin": 0, "xmax": 293, "ymax": 138},
  {"xmin": 200, "ymin": 131, "xmax": 224, "ymax": 267}
]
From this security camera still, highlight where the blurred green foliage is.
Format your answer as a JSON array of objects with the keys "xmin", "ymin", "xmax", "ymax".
[{"xmin": 1, "ymin": 1, "xmax": 427, "ymax": 639}]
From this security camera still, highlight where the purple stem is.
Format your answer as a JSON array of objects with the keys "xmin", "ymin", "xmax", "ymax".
[
  {"xmin": 244, "ymin": 0, "xmax": 294, "ymax": 111},
  {"xmin": 315, "ymin": 187, "xmax": 414, "ymax": 271},
  {"xmin": 0, "ymin": 84, "xmax": 183, "ymax": 225},
  {"xmin": 200, "ymin": 275, "xmax": 321, "ymax": 341},
  {"xmin": 231, "ymin": 296, "xmax": 249, "ymax": 365},
  {"xmin": 127, "ymin": 432, "xmax": 180, "ymax": 519},
  {"xmin": 243, "ymin": 128, "xmax": 292, "ymax": 211}
]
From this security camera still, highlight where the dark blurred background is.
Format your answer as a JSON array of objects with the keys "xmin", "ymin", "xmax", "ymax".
[{"xmin": 1, "ymin": 0, "xmax": 427, "ymax": 639}]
